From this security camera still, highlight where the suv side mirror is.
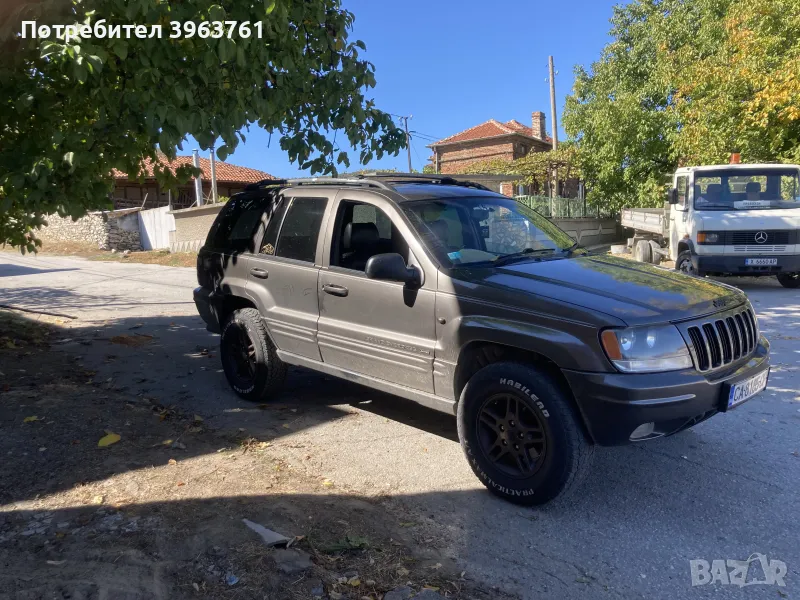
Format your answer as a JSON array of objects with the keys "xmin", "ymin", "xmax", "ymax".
[
  {"xmin": 669, "ymin": 188, "xmax": 679, "ymax": 205},
  {"xmin": 365, "ymin": 253, "xmax": 421, "ymax": 287}
]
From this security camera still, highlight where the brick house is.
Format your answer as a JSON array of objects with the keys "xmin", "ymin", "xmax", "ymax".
[
  {"xmin": 111, "ymin": 152, "xmax": 275, "ymax": 210},
  {"xmin": 427, "ymin": 111, "xmax": 552, "ymax": 177}
]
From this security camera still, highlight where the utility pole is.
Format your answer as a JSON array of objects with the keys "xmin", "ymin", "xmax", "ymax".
[
  {"xmin": 192, "ymin": 149, "xmax": 204, "ymax": 206},
  {"xmin": 548, "ymin": 56, "xmax": 559, "ymax": 151},
  {"xmin": 209, "ymin": 147, "xmax": 219, "ymax": 203},
  {"xmin": 399, "ymin": 115, "xmax": 412, "ymax": 173},
  {"xmin": 548, "ymin": 56, "xmax": 559, "ymax": 204}
]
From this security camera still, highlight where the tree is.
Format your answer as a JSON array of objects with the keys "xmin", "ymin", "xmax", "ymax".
[
  {"xmin": 0, "ymin": 0, "xmax": 405, "ymax": 250},
  {"xmin": 464, "ymin": 145, "xmax": 583, "ymax": 197},
  {"xmin": 564, "ymin": 0, "xmax": 800, "ymax": 212}
]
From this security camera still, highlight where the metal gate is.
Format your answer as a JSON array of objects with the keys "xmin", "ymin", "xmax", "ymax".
[{"xmin": 138, "ymin": 206, "xmax": 175, "ymax": 250}]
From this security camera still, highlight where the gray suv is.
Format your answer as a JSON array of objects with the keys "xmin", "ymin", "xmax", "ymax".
[{"xmin": 194, "ymin": 174, "xmax": 770, "ymax": 504}]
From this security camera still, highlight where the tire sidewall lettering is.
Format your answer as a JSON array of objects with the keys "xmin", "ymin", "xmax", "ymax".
[{"xmin": 498, "ymin": 377, "xmax": 550, "ymax": 418}]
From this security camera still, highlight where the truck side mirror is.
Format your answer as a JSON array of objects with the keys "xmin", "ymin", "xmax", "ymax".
[{"xmin": 668, "ymin": 188, "xmax": 679, "ymax": 205}]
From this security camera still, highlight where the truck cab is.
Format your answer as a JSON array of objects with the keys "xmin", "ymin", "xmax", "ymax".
[{"xmin": 668, "ymin": 163, "xmax": 800, "ymax": 288}]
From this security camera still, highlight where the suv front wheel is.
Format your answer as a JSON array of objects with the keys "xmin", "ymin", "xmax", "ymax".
[
  {"xmin": 220, "ymin": 308, "xmax": 287, "ymax": 402},
  {"xmin": 457, "ymin": 362, "xmax": 593, "ymax": 505}
]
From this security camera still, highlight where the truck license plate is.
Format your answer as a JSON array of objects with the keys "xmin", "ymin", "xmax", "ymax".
[
  {"xmin": 745, "ymin": 258, "xmax": 777, "ymax": 266},
  {"xmin": 726, "ymin": 369, "xmax": 769, "ymax": 410}
]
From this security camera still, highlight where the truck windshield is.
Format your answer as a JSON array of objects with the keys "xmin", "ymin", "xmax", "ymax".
[
  {"xmin": 694, "ymin": 168, "xmax": 800, "ymax": 211},
  {"xmin": 401, "ymin": 196, "xmax": 578, "ymax": 267}
]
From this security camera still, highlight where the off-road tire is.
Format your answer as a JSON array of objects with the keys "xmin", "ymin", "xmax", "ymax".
[
  {"xmin": 220, "ymin": 308, "xmax": 287, "ymax": 402},
  {"xmin": 777, "ymin": 273, "xmax": 800, "ymax": 288},
  {"xmin": 457, "ymin": 361, "xmax": 594, "ymax": 506}
]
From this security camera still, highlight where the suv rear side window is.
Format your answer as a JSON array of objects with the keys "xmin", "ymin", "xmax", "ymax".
[
  {"xmin": 275, "ymin": 197, "xmax": 328, "ymax": 263},
  {"xmin": 206, "ymin": 194, "xmax": 267, "ymax": 252}
]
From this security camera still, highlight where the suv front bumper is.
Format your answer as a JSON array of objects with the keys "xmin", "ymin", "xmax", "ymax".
[{"xmin": 562, "ymin": 337, "xmax": 770, "ymax": 445}]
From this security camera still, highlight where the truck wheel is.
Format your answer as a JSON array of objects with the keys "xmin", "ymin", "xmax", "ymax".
[
  {"xmin": 634, "ymin": 239, "xmax": 652, "ymax": 263},
  {"xmin": 675, "ymin": 250, "xmax": 697, "ymax": 276},
  {"xmin": 220, "ymin": 308, "xmax": 287, "ymax": 402},
  {"xmin": 648, "ymin": 241, "xmax": 663, "ymax": 265},
  {"xmin": 777, "ymin": 273, "xmax": 800, "ymax": 288},
  {"xmin": 457, "ymin": 362, "xmax": 593, "ymax": 506}
]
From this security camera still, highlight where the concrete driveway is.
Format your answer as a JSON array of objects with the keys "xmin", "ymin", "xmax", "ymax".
[{"xmin": 1, "ymin": 251, "xmax": 798, "ymax": 599}]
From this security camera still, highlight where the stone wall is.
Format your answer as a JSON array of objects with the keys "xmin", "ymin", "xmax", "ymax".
[{"xmin": 39, "ymin": 208, "xmax": 141, "ymax": 251}]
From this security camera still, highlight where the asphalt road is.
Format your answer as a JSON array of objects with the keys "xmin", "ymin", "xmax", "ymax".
[{"xmin": 1, "ymin": 252, "xmax": 798, "ymax": 599}]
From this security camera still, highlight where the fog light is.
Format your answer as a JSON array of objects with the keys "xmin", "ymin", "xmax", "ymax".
[{"xmin": 630, "ymin": 422, "xmax": 655, "ymax": 440}]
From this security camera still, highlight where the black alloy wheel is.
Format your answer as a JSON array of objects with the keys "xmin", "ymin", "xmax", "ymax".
[
  {"xmin": 223, "ymin": 323, "xmax": 256, "ymax": 388},
  {"xmin": 477, "ymin": 393, "xmax": 547, "ymax": 478}
]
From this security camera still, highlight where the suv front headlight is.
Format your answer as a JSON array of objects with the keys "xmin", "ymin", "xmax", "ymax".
[{"xmin": 600, "ymin": 325, "xmax": 693, "ymax": 373}]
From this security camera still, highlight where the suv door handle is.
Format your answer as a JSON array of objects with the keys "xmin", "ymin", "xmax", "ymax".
[
  {"xmin": 249, "ymin": 268, "xmax": 269, "ymax": 279},
  {"xmin": 322, "ymin": 283, "xmax": 349, "ymax": 297}
]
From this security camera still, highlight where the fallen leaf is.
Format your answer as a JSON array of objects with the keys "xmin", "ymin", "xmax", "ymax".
[
  {"xmin": 322, "ymin": 479, "xmax": 334, "ymax": 487},
  {"xmin": 91, "ymin": 495, "xmax": 105, "ymax": 505},
  {"xmin": 348, "ymin": 577, "xmax": 361, "ymax": 587},
  {"xmin": 192, "ymin": 583, "xmax": 200, "ymax": 592},
  {"xmin": 281, "ymin": 424, "xmax": 290, "ymax": 429},
  {"xmin": 110, "ymin": 334, "xmax": 153, "ymax": 347},
  {"xmin": 396, "ymin": 567, "xmax": 410, "ymax": 577},
  {"xmin": 46, "ymin": 560, "xmax": 66, "ymax": 566},
  {"xmin": 177, "ymin": 482, "xmax": 186, "ymax": 487},
  {"xmin": 128, "ymin": 323, "xmax": 144, "ymax": 330},
  {"xmin": 23, "ymin": 416, "xmax": 41, "ymax": 423},
  {"xmin": 168, "ymin": 458, "xmax": 177, "ymax": 465},
  {"xmin": 98, "ymin": 433, "xmax": 121, "ymax": 447},
  {"xmin": 423, "ymin": 586, "xmax": 440, "ymax": 592},
  {"xmin": 193, "ymin": 414, "xmax": 203, "ymax": 422},
  {"xmin": 430, "ymin": 562, "xmax": 443, "ymax": 570}
]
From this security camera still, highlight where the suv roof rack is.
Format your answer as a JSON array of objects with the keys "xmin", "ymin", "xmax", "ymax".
[
  {"xmin": 244, "ymin": 173, "xmax": 491, "ymax": 192},
  {"xmin": 353, "ymin": 172, "xmax": 491, "ymax": 191},
  {"xmin": 244, "ymin": 177, "xmax": 392, "ymax": 192}
]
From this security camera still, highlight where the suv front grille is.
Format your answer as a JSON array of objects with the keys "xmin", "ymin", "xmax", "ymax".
[{"xmin": 685, "ymin": 307, "xmax": 758, "ymax": 372}]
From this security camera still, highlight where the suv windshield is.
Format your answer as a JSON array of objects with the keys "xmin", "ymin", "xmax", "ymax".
[
  {"xmin": 694, "ymin": 168, "xmax": 800, "ymax": 211},
  {"xmin": 401, "ymin": 196, "xmax": 578, "ymax": 267}
]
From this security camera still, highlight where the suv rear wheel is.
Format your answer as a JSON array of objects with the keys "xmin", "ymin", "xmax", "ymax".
[
  {"xmin": 220, "ymin": 308, "xmax": 287, "ymax": 402},
  {"xmin": 457, "ymin": 362, "xmax": 593, "ymax": 505}
]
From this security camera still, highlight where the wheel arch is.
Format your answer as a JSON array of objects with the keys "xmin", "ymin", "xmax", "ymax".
[{"xmin": 453, "ymin": 340, "xmax": 595, "ymax": 443}]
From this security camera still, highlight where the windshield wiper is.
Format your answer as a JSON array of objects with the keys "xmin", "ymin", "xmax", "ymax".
[
  {"xmin": 562, "ymin": 242, "xmax": 582, "ymax": 255},
  {"xmin": 493, "ymin": 248, "xmax": 556, "ymax": 266}
]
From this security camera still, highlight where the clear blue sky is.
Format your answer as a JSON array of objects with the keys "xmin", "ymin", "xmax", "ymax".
[{"xmin": 188, "ymin": 0, "xmax": 619, "ymax": 178}]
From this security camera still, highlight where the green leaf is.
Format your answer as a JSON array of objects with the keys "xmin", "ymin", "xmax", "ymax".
[
  {"xmin": 217, "ymin": 145, "xmax": 229, "ymax": 161},
  {"xmin": 265, "ymin": 0, "xmax": 277, "ymax": 14}
]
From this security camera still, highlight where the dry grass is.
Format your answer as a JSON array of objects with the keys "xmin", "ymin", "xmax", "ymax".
[{"xmin": 2, "ymin": 240, "xmax": 197, "ymax": 268}]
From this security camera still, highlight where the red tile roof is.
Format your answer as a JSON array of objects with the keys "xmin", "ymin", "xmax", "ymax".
[
  {"xmin": 113, "ymin": 152, "xmax": 275, "ymax": 184},
  {"xmin": 430, "ymin": 119, "xmax": 552, "ymax": 146}
]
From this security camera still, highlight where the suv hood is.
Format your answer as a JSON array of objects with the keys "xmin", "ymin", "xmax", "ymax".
[{"xmin": 489, "ymin": 255, "xmax": 746, "ymax": 325}]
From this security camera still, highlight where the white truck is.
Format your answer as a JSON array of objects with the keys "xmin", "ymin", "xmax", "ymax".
[{"xmin": 621, "ymin": 163, "xmax": 800, "ymax": 288}]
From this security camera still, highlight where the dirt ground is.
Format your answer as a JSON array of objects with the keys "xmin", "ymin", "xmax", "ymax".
[
  {"xmin": 2, "ymin": 240, "xmax": 197, "ymax": 268},
  {"xmin": 0, "ymin": 310, "xmax": 503, "ymax": 600}
]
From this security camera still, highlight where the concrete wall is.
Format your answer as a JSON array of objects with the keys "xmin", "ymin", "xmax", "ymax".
[
  {"xmin": 552, "ymin": 217, "xmax": 620, "ymax": 247},
  {"xmin": 169, "ymin": 203, "xmax": 224, "ymax": 253},
  {"xmin": 38, "ymin": 208, "xmax": 142, "ymax": 251}
]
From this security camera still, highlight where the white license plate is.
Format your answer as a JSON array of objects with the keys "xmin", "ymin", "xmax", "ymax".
[
  {"xmin": 745, "ymin": 258, "xmax": 777, "ymax": 266},
  {"xmin": 727, "ymin": 369, "xmax": 769, "ymax": 409}
]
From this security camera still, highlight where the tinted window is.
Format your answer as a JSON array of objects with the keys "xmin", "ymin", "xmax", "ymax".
[
  {"xmin": 275, "ymin": 197, "xmax": 328, "ymax": 263},
  {"xmin": 332, "ymin": 201, "xmax": 410, "ymax": 271},
  {"xmin": 206, "ymin": 194, "xmax": 266, "ymax": 252},
  {"xmin": 259, "ymin": 195, "xmax": 289, "ymax": 255}
]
